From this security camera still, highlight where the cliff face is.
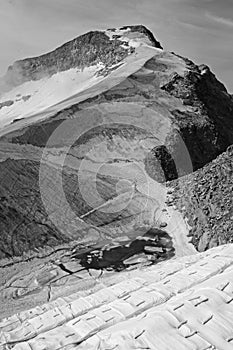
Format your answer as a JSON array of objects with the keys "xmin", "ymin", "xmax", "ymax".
[
  {"xmin": 0, "ymin": 25, "xmax": 232, "ymax": 260},
  {"xmin": 162, "ymin": 60, "xmax": 233, "ymax": 170}
]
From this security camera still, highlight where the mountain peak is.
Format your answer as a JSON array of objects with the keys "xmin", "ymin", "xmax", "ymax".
[
  {"xmin": 119, "ymin": 25, "xmax": 163, "ymax": 48},
  {"xmin": 106, "ymin": 25, "xmax": 163, "ymax": 49},
  {"xmin": 3, "ymin": 25, "xmax": 162, "ymax": 88}
]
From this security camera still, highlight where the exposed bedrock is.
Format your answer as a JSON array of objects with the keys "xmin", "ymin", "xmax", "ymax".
[{"xmin": 0, "ymin": 26, "xmax": 233, "ymax": 259}]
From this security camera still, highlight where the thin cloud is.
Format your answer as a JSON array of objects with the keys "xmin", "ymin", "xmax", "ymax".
[{"xmin": 206, "ymin": 12, "xmax": 233, "ymax": 27}]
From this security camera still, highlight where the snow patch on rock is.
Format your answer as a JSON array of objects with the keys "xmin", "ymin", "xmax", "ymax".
[{"xmin": 0, "ymin": 64, "xmax": 105, "ymax": 128}]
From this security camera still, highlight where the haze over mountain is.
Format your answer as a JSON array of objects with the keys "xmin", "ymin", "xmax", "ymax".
[{"xmin": 0, "ymin": 24, "xmax": 233, "ymax": 350}]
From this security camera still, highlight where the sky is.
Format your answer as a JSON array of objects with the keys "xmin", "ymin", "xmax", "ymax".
[{"xmin": 0, "ymin": 0, "xmax": 232, "ymax": 92}]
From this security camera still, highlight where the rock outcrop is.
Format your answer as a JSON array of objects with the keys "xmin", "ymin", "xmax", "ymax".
[
  {"xmin": 162, "ymin": 60, "xmax": 233, "ymax": 170},
  {"xmin": 170, "ymin": 145, "xmax": 233, "ymax": 251}
]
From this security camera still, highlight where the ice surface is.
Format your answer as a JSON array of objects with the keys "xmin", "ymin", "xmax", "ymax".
[{"xmin": 2, "ymin": 244, "xmax": 233, "ymax": 349}]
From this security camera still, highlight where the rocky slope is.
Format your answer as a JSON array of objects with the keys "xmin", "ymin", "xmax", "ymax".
[
  {"xmin": 162, "ymin": 59, "xmax": 233, "ymax": 170},
  {"xmin": 0, "ymin": 25, "xmax": 232, "ymax": 260},
  {"xmin": 0, "ymin": 24, "xmax": 233, "ymax": 350},
  {"xmin": 169, "ymin": 145, "xmax": 233, "ymax": 252}
]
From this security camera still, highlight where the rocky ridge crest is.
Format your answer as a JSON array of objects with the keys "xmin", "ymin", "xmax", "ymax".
[{"xmin": 2, "ymin": 25, "xmax": 162, "ymax": 88}]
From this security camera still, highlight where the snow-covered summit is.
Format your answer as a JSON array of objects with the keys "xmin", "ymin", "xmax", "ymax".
[
  {"xmin": 1, "ymin": 25, "xmax": 162, "ymax": 89},
  {"xmin": 0, "ymin": 25, "xmax": 163, "ymax": 131},
  {"xmin": 105, "ymin": 25, "xmax": 163, "ymax": 49}
]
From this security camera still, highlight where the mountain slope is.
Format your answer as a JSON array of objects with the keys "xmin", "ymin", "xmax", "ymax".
[
  {"xmin": 0, "ymin": 23, "xmax": 233, "ymax": 350},
  {"xmin": 169, "ymin": 145, "xmax": 233, "ymax": 251},
  {"xmin": 0, "ymin": 26, "xmax": 162, "ymax": 130},
  {"xmin": 0, "ymin": 25, "xmax": 232, "ymax": 261},
  {"xmin": 3, "ymin": 25, "xmax": 162, "ymax": 86}
]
